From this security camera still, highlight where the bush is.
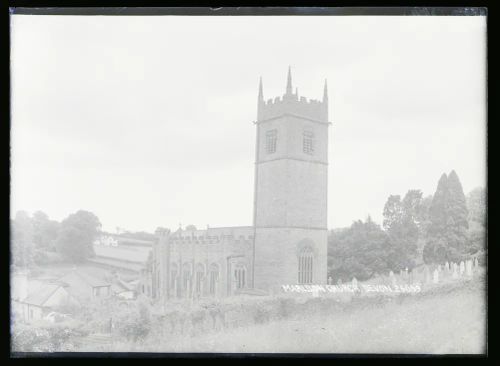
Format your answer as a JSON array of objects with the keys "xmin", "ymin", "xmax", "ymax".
[
  {"xmin": 11, "ymin": 321, "xmax": 88, "ymax": 352},
  {"xmin": 33, "ymin": 250, "xmax": 49, "ymax": 265},
  {"xmin": 113, "ymin": 301, "xmax": 152, "ymax": 342},
  {"xmin": 277, "ymin": 297, "xmax": 295, "ymax": 319}
]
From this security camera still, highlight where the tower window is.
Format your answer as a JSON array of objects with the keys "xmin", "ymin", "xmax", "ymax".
[
  {"xmin": 298, "ymin": 247, "xmax": 314, "ymax": 284},
  {"xmin": 303, "ymin": 130, "xmax": 314, "ymax": 155},
  {"xmin": 266, "ymin": 129, "xmax": 277, "ymax": 154}
]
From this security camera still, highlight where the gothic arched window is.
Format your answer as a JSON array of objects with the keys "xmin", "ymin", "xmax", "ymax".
[
  {"xmin": 209, "ymin": 263, "xmax": 219, "ymax": 295},
  {"xmin": 170, "ymin": 263, "xmax": 178, "ymax": 290},
  {"xmin": 195, "ymin": 264, "xmax": 205, "ymax": 295},
  {"xmin": 234, "ymin": 264, "xmax": 246, "ymax": 289},
  {"xmin": 298, "ymin": 247, "xmax": 314, "ymax": 284},
  {"xmin": 182, "ymin": 263, "xmax": 192, "ymax": 293}
]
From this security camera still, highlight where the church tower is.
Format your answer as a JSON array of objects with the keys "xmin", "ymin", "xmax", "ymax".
[{"xmin": 252, "ymin": 67, "xmax": 330, "ymax": 292}]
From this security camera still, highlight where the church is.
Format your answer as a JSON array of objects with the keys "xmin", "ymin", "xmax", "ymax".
[{"xmin": 149, "ymin": 68, "xmax": 331, "ymax": 300}]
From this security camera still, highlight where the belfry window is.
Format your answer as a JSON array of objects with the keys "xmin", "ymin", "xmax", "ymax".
[
  {"xmin": 303, "ymin": 130, "xmax": 314, "ymax": 155},
  {"xmin": 298, "ymin": 247, "xmax": 314, "ymax": 284},
  {"xmin": 266, "ymin": 129, "xmax": 277, "ymax": 154}
]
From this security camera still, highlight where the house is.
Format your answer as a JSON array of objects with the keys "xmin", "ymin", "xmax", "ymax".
[
  {"xmin": 88, "ymin": 236, "xmax": 153, "ymax": 278},
  {"xmin": 12, "ymin": 275, "xmax": 78, "ymax": 323},
  {"xmin": 93, "ymin": 235, "xmax": 119, "ymax": 247},
  {"xmin": 110, "ymin": 277, "xmax": 136, "ymax": 300},
  {"xmin": 57, "ymin": 270, "xmax": 112, "ymax": 303}
]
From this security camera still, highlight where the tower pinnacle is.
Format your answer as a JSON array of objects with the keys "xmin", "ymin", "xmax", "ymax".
[
  {"xmin": 258, "ymin": 76, "xmax": 264, "ymax": 102},
  {"xmin": 323, "ymin": 79, "xmax": 328, "ymax": 102},
  {"xmin": 286, "ymin": 66, "xmax": 293, "ymax": 95}
]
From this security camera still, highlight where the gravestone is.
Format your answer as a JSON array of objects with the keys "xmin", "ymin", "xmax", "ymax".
[
  {"xmin": 460, "ymin": 261, "xmax": 465, "ymax": 275},
  {"xmin": 389, "ymin": 271, "xmax": 396, "ymax": 287},
  {"xmin": 312, "ymin": 287, "xmax": 319, "ymax": 298},
  {"xmin": 408, "ymin": 270, "xmax": 414, "ymax": 284},
  {"xmin": 452, "ymin": 265, "xmax": 458, "ymax": 279},
  {"xmin": 352, "ymin": 277, "xmax": 358, "ymax": 290},
  {"xmin": 474, "ymin": 257, "xmax": 479, "ymax": 268},
  {"xmin": 337, "ymin": 279, "xmax": 343, "ymax": 286},
  {"xmin": 425, "ymin": 266, "xmax": 431, "ymax": 284},
  {"xmin": 433, "ymin": 269, "xmax": 439, "ymax": 284},
  {"xmin": 466, "ymin": 260, "xmax": 473, "ymax": 276},
  {"xmin": 445, "ymin": 262, "xmax": 450, "ymax": 271},
  {"xmin": 328, "ymin": 276, "xmax": 333, "ymax": 285}
]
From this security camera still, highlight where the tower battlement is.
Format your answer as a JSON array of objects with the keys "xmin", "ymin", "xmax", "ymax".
[{"xmin": 257, "ymin": 67, "xmax": 329, "ymax": 123}]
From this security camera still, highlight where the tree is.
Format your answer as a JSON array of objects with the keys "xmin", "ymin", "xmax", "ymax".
[
  {"xmin": 416, "ymin": 194, "xmax": 433, "ymax": 236},
  {"xmin": 423, "ymin": 171, "xmax": 469, "ymax": 263},
  {"xmin": 466, "ymin": 187, "xmax": 486, "ymax": 256},
  {"xmin": 402, "ymin": 190, "xmax": 424, "ymax": 225},
  {"xmin": 446, "ymin": 170, "xmax": 469, "ymax": 255},
  {"xmin": 55, "ymin": 210, "xmax": 101, "ymax": 262},
  {"xmin": 328, "ymin": 216, "xmax": 390, "ymax": 281},
  {"xmin": 382, "ymin": 195, "xmax": 403, "ymax": 231},
  {"xmin": 55, "ymin": 227, "xmax": 92, "ymax": 263},
  {"xmin": 11, "ymin": 211, "xmax": 35, "ymax": 268},
  {"xmin": 382, "ymin": 190, "xmax": 422, "ymax": 271},
  {"xmin": 423, "ymin": 174, "xmax": 450, "ymax": 263},
  {"xmin": 32, "ymin": 211, "xmax": 60, "ymax": 251},
  {"xmin": 467, "ymin": 187, "xmax": 486, "ymax": 226}
]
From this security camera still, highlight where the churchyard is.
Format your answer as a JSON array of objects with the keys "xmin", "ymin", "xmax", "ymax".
[
  {"xmin": 108, "ymin": 259, "xmax": 485, "ymax": 354},
  {"xmin": 173, "ymin": 273, "xmax": 485, "ymax": 354},
  {"xmin": 12, "ymin": 257, "xmax": 485, "ymax": 354}
]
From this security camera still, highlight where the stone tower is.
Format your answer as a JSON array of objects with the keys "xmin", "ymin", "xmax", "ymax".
[{"xmin": 252, "ymin": 67, "xmax": 330, "ymax": 292}]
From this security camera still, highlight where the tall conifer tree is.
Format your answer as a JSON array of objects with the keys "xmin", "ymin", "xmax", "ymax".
[
  {"xmin": 423, "ymin": 171, "xmax": 469, "ymax": 263},
  {"xmin": 446, "ymin": 170, "xmax": 469, "ymax": 257}
]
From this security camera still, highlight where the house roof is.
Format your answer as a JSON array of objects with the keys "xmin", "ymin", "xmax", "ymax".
[
  {"xmin": 94, "ymin": 244, "xmax": 151, "ymax": 263},
  {"xmin": 172, "ymin": 226, "xmax": 253, "ymax": 238},
  {"xmin": 22, "ymin": 283, "xmax": 62, "ymax": 307},
  {"xmin": 87, "ymin": 257, "xmax": 145, "ymax": 272},
  {"xmin": 58, "ymin": 270, "xmax": 111, "ymax": 288},
  {"xmin": 110, "ymin": 279, "xmax": 134, "ymax": 293},
  {"xmin": 99, "ymin": 232, "xmax": 155, "ymax": 246},
  {"xmin": 54, "ymin": 270, "xmax": 111, "ymax": 301}
]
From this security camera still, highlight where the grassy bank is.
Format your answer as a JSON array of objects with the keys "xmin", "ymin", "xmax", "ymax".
[{"xmin": 122, "ymin": 276, "xmax": 486, "ymax": 354}]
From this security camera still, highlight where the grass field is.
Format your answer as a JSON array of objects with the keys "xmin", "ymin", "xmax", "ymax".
[{"xmin": 131, "ymin": 276, "xmax": 486, "ymax": 354}]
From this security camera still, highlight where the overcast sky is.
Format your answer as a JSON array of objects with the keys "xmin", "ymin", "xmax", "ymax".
[{"xmin": 11, "ymin": 15, "xmax": 486, "ymax": 233}]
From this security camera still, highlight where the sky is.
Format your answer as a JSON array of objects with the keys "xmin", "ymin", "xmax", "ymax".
[{"xmin": 10, "ymin": 15, "xmax": 487, "ymax": 233}]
